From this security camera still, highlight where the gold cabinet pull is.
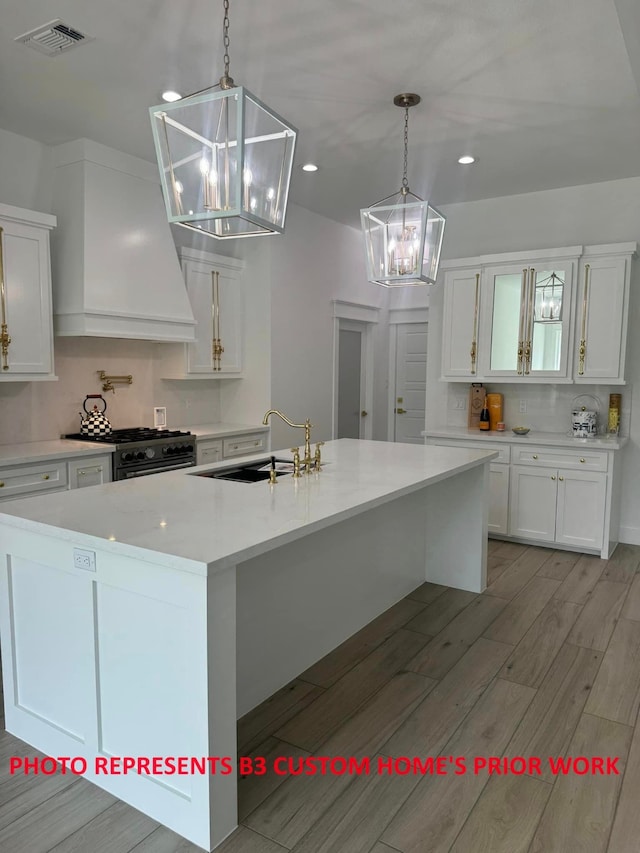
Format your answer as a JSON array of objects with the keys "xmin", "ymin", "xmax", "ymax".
[
  {"xmin": 558, "ymin": 476, "xmax": 564, "ymax": 481},
  {"xmin": 0, "ymin": 226, "xmax": 11, "ymax": 371},
  {"xmin": 0, "ymin": 482, "xmax": 4, "ymax": 488},
  {"xmin": 254, "ymin": 440, "xmax": 260, "ymax": 446},
  {"xmin": 578, "ymin": 263, "xmax": 589, "ymax": 376},
  {"xmin": 524, "ymin": 268, "xmax": 535, "ymax": 375},
  {"xmin": 517, "ymin": 268, "xmax": 527, "ymax": 374},
  {"xmin": 42, "ymin": 474, "xmax": 50, "ymax": 480},
  {"xmin": 79, "ymin": 470, "xmax": 85, "ymax": 475},
  {"xmin": 361, "ymin": 410, "xmax": 368, "ymax": 417},
  {"xmin": 470, "ymin": 272, "xmax": 480, "ymax": 374},
  {"xmin": 211, "ymin": 270, "xmax": 224, "ymax": 371},
  {"xmin": 580, "ymin": 458, "xmax": 585, "ymax": 463},
  {"xmin": 532, "ymin": 455, "xmax": 538, "ymax": 460},
  {"xmin": 551, "ymin": 475, "xmax": 556, "ymax": 480},
  {"xmin": 396, "ymin": 407, "xmax": 406, "ymax": 414}
]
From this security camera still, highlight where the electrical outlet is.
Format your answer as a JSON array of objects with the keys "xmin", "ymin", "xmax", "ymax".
[
  {"xmin": 453, "ymin": 398, "xmax": 467, "ymax": 410},
  {"xmin": 519, "ymin": 399, "xmax": 527, "ymax": 414},
  {"xmin": 73, "ymin": 547, "xmax": 96, "ymax": 572},
  {"xmin": 154, "ymin": 406, "xmax": 167, "ymax": 428}
]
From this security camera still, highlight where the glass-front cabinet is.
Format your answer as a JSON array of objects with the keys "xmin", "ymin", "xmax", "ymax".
[{"xmin": 480, "ymin": 259, "xmax": 576, "ymax": 380}]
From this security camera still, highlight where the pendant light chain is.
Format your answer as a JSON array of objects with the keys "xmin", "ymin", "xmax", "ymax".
[
  {"xmin": 220, "ymin": 0, "xmax": 235, "ymax": 89},
  {"xmin": 402, "ymin": 107, "xmax": 410, "ymax": 191}
]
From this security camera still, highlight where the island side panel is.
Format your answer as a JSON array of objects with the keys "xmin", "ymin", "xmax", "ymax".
[
  {"xmin": 0, "ymin": 524, "xmax": 236, "ymax": 853},
  {"xmin": 423, "ymin": 461, "xmax": 489, "ymax": 592},
  {"xmin": 235, "ymin": 489, "xmax": 429, "ymax": 716}
]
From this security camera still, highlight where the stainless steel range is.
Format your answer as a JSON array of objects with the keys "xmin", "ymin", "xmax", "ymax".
[{"xmin": 63, "ymin": 428, "xmax": 196, "ymax": 480}]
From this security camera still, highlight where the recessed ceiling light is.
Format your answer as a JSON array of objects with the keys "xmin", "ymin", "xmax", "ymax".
[
  {"xmin": 458, "ymin": 155, "xmax": 476, "ymax": 165},
  {"xmin": 301, "ymin": 163, "xmax": 319, "ymax": 172},
  {"xmin": 162, "ymin": 90, "xmax": 182, "ymax": 103}
]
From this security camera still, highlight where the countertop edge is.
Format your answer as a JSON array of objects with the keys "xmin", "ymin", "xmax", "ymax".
[{"xmin": 422, "ymin": 428, "xmax": 627, "ymax": 450}]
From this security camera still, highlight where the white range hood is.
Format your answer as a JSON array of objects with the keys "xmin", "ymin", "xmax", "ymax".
[{"xmin": 51, "ymin": 139, "xmax": 195, "ymax": 341}]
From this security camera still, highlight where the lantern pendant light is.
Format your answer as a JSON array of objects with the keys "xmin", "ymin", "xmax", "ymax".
[
  {"xmin": 361, "ymin": 93, "xmax": 445, "ymax": 286},
  {"xmin": 149, "ymin": 0, "xmax": 297, "ymax": 239}
]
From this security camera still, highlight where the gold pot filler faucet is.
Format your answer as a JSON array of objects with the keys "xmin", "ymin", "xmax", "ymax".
[{"xmin": 262, "ymin": 409, "xmax": 324, "ymax": 476}]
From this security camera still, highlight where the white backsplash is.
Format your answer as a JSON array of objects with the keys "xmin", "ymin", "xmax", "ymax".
[
  {"xmin": 0, "ymin": 337, "xmax": 222, "ymax": 444},
  {"xmin": 446, "ymin": 382, "xmax": 631, "ymax": 437}
]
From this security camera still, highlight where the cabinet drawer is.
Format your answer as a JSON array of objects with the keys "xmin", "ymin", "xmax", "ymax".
[
  {"xmin": 223, "ymin": 433, "xmax": 267, "ymax": 458},
  {"xmin": 0, "ymin": 460, "xmax": 68, "ymax": 499},
  {"xmin": 511, "ymin": 445, "xmax": 608, "ymax": 471},
  {"xmin": 427, "ymin": 438, "xmax": 510, "ymax": 464},
  {"xmin": 197, "ymin": 440, "xmax": 223, "ymax": 466}
]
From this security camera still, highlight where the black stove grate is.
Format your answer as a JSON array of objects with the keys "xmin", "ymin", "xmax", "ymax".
[{"xmin": 64, "ymin": 427, "xmax": 192, "ymax": 444}]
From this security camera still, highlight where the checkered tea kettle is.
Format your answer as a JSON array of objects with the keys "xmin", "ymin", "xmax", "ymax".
[{"xmin": 79, "ymin": 394, "xmax": 112, "ymax": 437}]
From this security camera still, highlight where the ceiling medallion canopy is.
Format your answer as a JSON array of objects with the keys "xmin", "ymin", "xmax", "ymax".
[
  {"xmin": 361, "ymin": 93, "xmax": 445, "ymax": 286},
  {"xmin": 149, "ymin": 0, "xmax": 297, "ymax": 240}
]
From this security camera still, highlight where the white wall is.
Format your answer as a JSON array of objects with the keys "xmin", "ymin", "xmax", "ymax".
[
  {"xmin": 0, "ymin": 128, "xmax": 53, "ymax": 212},
  {"xmin": 266, "ymin": 203, "xmax": 389, "ymax": 450},
  {"xmin": 426, "ymin": 177, "xmax": 640, "ymax": 545}
]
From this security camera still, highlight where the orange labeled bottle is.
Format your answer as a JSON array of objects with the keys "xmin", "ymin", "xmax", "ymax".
[{"xmin": 486, "ymin": 392, "xmax": 503, "ymax": 432}]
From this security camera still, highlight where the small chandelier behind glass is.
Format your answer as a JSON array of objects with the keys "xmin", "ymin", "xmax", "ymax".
[
  {"xmin": 534, "ymin": 272, "xmax": 564, "ymax": 322},
  {"xmin": 149, "ymin": 0, "xmax": 297, "ymax": 239},
  {"xmin": 361, "ymin": 93, "xmax": 445, "ymax": 286}
]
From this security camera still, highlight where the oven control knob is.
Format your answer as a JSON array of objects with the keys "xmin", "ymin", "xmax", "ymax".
[
  {"xmin": 187, "ymin": 444, "xmax": 194, "ymax": 453},
  {"xmin": 166, "ymin": 445, "xmax": 175, "ymax": 455},
  {"xmin": 145, "ymin": 448, "xmax": 155, "ymax": 459},
  {"xmin": 122, "ymin": 451, "xmax": 132, "ymax": 462},
  {"xmin": 136, "ymin": 451, "xmax": 145, "ymax": 460}
]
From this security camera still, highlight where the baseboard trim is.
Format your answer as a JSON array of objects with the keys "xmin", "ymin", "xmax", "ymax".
[{"xmin": 619, "ymin": 527, "xmax": 640, "ymax": 546}]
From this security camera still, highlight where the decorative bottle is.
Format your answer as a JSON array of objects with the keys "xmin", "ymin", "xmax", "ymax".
[{"xmin": 479, "ymin": 401, "xmax": 490, "ymax": 431}]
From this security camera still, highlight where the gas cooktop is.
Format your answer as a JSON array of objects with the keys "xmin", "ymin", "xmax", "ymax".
[{"xmin": 64, "ymin": 427, "xmax": 192, "ymax": 444}]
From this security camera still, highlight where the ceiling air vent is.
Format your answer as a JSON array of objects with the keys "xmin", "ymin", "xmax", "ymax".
[{"xmin": 15, "ymin": 19, "xmax": 93, "ymax": 56}]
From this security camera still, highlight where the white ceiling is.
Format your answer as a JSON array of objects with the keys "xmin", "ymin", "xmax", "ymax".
[{"xmin": 3, "ymin": 0, "xmax": 640, "ymax": 227}]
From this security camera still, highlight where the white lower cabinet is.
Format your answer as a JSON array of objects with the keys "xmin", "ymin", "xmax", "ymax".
[
  {"xmin": 510, "ymin": 465, "xmax": 606, "ymax": 551},
  {"xmin": 196, "ymin": 432, "xmax": 269, "ymax": 466},
  {"xmin": 68, "ymin": 455, "xmax": 112, "ymax": 489},
  {"xmin": 488, "ymin": 463, "xmax": 510, "ymax": 535},
  {"xmin": 0, "ymin": 454, "xmax": 112, "ymax": 501},
  {"xmin": 426, "ymin": 434, "xmax": 619, "ymax": 557},
  {"xmin": 196, "ymin": 439, "xmax": 223, "ymax": 466}
]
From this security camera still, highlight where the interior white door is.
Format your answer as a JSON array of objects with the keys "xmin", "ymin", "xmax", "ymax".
[
  {"xmin": 337, "ymin": 324, "xmax": 365, "ymax": 439},
  {"xmin": 394, "ymin": 323, "xmax": 428, "ymax": 443}
]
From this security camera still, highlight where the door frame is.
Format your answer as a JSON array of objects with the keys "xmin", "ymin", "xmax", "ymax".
[
  {"xmin": 332, "ymin": 300, "xmax": 379, "ymax": 441},
  {"xmin": 387, "ymin": 307, "xmax": 429, "ymax": 441}
]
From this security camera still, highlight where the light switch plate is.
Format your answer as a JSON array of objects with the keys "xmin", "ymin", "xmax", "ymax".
[{"xmin": 154, "ymin": 407, "xmax": 167, "ymax": 427}]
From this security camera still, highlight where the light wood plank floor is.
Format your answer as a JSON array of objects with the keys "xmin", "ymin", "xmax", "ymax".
[{"xmin": 2, "ymin": 542, "xmax": 640, "ymax": 853}]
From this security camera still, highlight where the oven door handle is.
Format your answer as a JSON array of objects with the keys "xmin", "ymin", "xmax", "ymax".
[{"xmin": 120, "ymin": 461, "xmax": 195, "ymax": 478}]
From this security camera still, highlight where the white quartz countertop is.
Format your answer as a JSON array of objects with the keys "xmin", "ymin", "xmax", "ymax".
[
  {"xmin": 423, "ymin": 426, "xmax": 627, "ymax": 450},
  {"xmin": 0, "ymin": 439, "xmax": 117, "ymax": 466},
  {"xmin": 0, "ymin": 439, "xmax": 496, "ymax": 576},
  {"xmin": 174, "ymin": 422, "xmax": 269, "ymax": 440}
]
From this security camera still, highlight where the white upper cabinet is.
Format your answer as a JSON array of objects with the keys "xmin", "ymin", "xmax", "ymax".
[
  {"xmin": 441, "ymin": 266, "xmax": 481, "ymax": 378},
  {"xmin": 574, "ymin": 244, "xmax": 636, "ymax": 384},
  {"xmin": 0, "ymin": 203, "xmax": 56, "ymax": 381},
  {"xmin": 480, "ymin": 253, "xmax": 577, "ymax": 382},
  {"xmin": 161, "ymin": 248, "xmax": 243, "ymax": 378},
  {"xmin": 440, "ymin": 244, "xmax": 639, "ymax": 384}
]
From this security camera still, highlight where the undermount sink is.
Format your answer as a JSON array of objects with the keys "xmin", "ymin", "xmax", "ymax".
[{"xmin": 194, "ymin": 458, "xmax": 292, "ymax": 483}]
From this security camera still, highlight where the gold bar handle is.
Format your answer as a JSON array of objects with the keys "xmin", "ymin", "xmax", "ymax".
[
  {"xmin": 211, "ymin": 270, "xmax": 224, "ymax": 371},
  {"xmin": 578, "ymin": 263, "xmax": 589, "ymax": 376},
  {"xmin": 524, "ymin": 268, "xmax": 535, "ymax": 374},
  {"xmin": 0, "ymin": 226, "xmax": 11, "ymax": 371},
  {"xmin": 470, "ymin": 272, "xmax": 480, "ymax": 375},
  {"xmin": 517, "ymin": 268, "xmax": 527, "ymax": 374}
]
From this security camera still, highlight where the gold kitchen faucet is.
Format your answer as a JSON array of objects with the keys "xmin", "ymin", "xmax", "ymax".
[{"xmin": 262, "ymin": 409, "xmax": 323, "ymax": 473}]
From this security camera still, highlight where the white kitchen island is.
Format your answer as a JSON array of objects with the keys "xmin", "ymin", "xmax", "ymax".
[{"xmin": 0, "ymin": 439, "xmax": 495, "ymax": 851}]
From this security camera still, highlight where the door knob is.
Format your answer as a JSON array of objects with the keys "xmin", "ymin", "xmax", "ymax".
[
  {"xmin": 396, "ymin": 408, "xmax": 406, "ymax": 414},
  {"xmin": 361, "ymin": 410, "xmax": 368, "ymax": 417}
]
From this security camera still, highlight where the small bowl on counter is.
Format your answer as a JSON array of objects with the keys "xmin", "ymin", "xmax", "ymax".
[{"xmin": 512, "ymin": 426, "xmax": 530, "ymax": 436}]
